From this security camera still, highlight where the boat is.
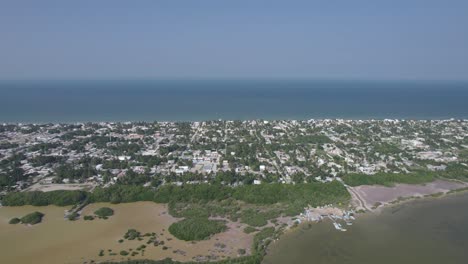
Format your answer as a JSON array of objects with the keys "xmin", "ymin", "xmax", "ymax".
[
  {"xmin": 333, "ymin": 222, "xmax": 347, "ymax": 231},
  {"xmin": 333, "ymin": 222, "xmax": 341, "ymax": 230}
]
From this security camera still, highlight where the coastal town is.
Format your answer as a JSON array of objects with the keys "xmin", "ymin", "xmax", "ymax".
[
  {"xmin": 1, "ymin": 120, "xmax": 468, "ymax": 263},
  {"xmin": 1, "ymin": 119, "xmax": 467, "ymax": 195}
]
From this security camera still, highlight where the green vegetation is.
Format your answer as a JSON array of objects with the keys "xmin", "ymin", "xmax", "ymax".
[
  {"xmin": 137, "ymin": 244, "xmax": 147, "ymax": 251},
  {"xmin": 2, "ymin": 181, "xmax": 349, "ymax": 213},
  {"xmin": 238, "ymin": 248, "xmax": 246, "ymax": 255},
  {"xmin": 0, "ymin": 142, "xmax": 18, "ymax": 150},
  {"xmin": 373, "ymin": 143, "xmax": 401, "ymax": 155},
  {"xmin": 101, "ymin": 256, "xmax": 262, "ymax": 264},
  {"xmin": 372, "ymin": 202, "xmax": 382, "ymax": 209},
  {"xmin": 1, "ymin": 190, "xmax": 87, "ymax": 206},
  {"xmin": 120, "ymin": 250, "xmax": 129, "ymax": 256},
  {"xmin": 243, "ymin": 226, "xmax": 257, "ymax": 234},
  {"xmin": 9, "ymin": 217, "xmax": 20, "ymax": 224},
  {"xmin": 293, "ymin": 135, "xmax": 332, "ymax": 144},
  {"xmin": 343, "ymin": 172, "xmax": 435, "ymax": 187},
  {"xmin": 124, "ymin": 229, "xmax": 142, "ymax": 240},
  {"xmin": 240, "ymin": 209, "xmax": 280, "ymax": 227},
  {"xmin": 440, "ymin": 163, "xmax": 468, "ymax": 180},
  {"xmin": 168, "ymin": 218, "xmax": 227, "ymax": 241},
  {"xmin": 448, "ymin": 186, "xmax": 468, "ymax": 194},
  {"xmin": 252, "ymin": 227, "xmax": 276, "ymax": 254},
  {"xmin": 91, "ymin": 185, "xmax": 154, "ymax": 204},
  {"xmin": 0, "ymin": 180, "xmax": 347, "ymax": 263},
  {"xmin": 54, "ymin": 164, "xmax": 97, "ymax": 182},
  {"xmin": 232, "ymin": 181, "xmax": 349, "ymax": 207},
  {"xmin": 83, "ymin": 215, "xmax": 95, "ymax": 221},
  {"xmin": 67, "ymin": 212, "xmax": 79, "ymax": 221},
  {"xmin": 20, "ymin": 211, "xmax": 44, "ymax": 225},
  {"xmin": 343, "ymin": 163, "xmax": 468, "ymax": 187},
  {"xmin": 94, "ymin": 207, "xmax": 114, "ymax": 218}
]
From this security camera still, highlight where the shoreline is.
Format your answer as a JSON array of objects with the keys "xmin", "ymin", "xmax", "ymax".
[
  {"xmin": 2, "ymin": 118, "xmax": 468, "ymax": 125},
  {"xmin": 371, "ymin": 185, "xmax": 468, "ymax": 214},
  {"xmin": 2, "ymin": 180, "xmax": 468, "ymax": 264},
  {"xmin": 348, "ymin": 179, "xmax": 468, "ymax": 212},
  {"xmin": 275, "ymin": 180, "xmax": 468, "ymax": 239}
]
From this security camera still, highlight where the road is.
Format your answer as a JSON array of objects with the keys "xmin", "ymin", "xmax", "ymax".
[{"xmin": 345, "ymin": 184, "xmax": 370, "ymax": 211}]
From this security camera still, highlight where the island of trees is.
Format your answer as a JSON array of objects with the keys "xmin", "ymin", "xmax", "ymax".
[{"xmin": 9, "ymin": 211, "xmax": 45, "ymax": 225}]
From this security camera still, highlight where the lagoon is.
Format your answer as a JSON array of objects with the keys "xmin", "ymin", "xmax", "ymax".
[
  {"xmin": 263, "ymin": 193, "xmax": 468, "ymax": 264},
  {"xmin": 0, "ymin": 202, "xmax": 252, "ymax": 264}
]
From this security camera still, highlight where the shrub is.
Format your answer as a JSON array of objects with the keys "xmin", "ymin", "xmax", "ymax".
[
  {"xmin": 168, "ymin": 218, "xmax": 227, "ymax": 241},
  {"xmin": 67, "ymin": 212, "xmax": 79, "ymax": 221},
  {"xmin": 243, "ymin": 226, "xmax": 257, "ymax": 234},
  {"xmin": 83, "ymin": 215, "xmax": 94, "ymax": 221},
  {"xmin": 124, "ymin": 229, "xmax": 141, "ymax": 240},
  {"xmin": 1, "ymin": 190, "xmax": 87, "ymax": 206},
  {"xmin": 253, "ymin": 227, "xmax": 275, "ymax": 253},
  {"xmin": 20, "ymin": 212, "xmax": 44, "ymax": 225},
  {"xmin": 120, "ymin": 250, "xmax": 129, "ymax": 256},
  {"xmin": 137, "ymin": 245, "xmax": 146, "ymax": 251},
  {"xmin": 9, "ymin": 217, "xmax": 20, "ymax": 224},
  {"xmin": 239, "ymin": 209, "xmax": 280, "ymax": 227},
  {"xmin": 94, "ymin": 207, "xmax": 114, "ymax": 218}
]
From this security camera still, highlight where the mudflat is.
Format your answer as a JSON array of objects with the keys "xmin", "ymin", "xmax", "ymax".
[
  {"xmin": 0, "ymin": 202, "xmax": 253, "ymax": 264},
  {"xmin": 351, "ymin": 179, "xmax": 467, "ymax": 209}
]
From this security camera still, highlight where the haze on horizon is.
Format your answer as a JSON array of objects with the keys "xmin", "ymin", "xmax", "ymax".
[{"xmin": 1, "ymin": 0, "xmax": 468, "ymax": 81}]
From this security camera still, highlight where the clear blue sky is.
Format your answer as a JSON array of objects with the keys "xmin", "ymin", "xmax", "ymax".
[{"xmin": 1, "ymin": 0, "xmax": 467, "ymax": 80}]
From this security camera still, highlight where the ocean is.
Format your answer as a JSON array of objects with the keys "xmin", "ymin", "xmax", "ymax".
[{"xmin": 1, "ymin": 80, "xmax": 467, "ymax": 123}]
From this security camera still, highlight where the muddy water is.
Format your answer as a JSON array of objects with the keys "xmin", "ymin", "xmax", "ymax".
[
  {"xmin": 0, "ymin": 202, "xmax": 251, "ymax": 264},
  {"xmin": 263, "ymin": 193, "xmax": 468, "ymax": 264}
]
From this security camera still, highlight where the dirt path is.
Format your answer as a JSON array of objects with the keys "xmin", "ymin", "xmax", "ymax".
[{"xmin": 346, "ymin": 185, "xmax": 369, "ymax": 211}]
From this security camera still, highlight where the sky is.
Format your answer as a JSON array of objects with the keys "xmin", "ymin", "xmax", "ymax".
[{"xmin": 1, "ymin": 0, "xmax": 468, "ymax": 80}]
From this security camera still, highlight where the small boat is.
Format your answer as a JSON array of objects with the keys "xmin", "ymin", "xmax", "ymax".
[
  {"xmin": 333, "ymin": 222, "xmax": 341, "ymax": 230},
  {"xmin": 333, "ymin": 222, "xmax": 347, "ymax": 231}
]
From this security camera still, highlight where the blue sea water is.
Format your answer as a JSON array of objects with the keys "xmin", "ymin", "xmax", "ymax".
[{"xmin": 0, "ymin": 80, "xmax": 467, "ymax": 123}]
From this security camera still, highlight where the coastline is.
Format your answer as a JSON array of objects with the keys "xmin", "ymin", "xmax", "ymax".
[
  {"xmin": 265, "ymin": 182, "xmax": 468, "ymax": 259},
  {"xmin": 351, "ymin": 179, "xmax": 468, "ymax": 212},
  {"xmin": 1, "ymin": 180, "xmax": 468, "ymax": 264},
  {"xmin": 263, "ymin": 188, "xmax": 468, "ymax": 264},
  {"xmin": 278, "ymin": 179, "xmax": 468, "ymax": 237},
  {"xmin": 371, "ymin": 184, "xmax": 468, "ymax": 214}
]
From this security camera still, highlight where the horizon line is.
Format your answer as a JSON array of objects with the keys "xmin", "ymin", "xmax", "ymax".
[{"xmin": 1, "ymin": 78, "xmax": 468, "ymax": 83}]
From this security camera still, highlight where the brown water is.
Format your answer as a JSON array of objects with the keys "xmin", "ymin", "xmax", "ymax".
[
  {"xmin": 264, "ymin": 193, "xmax": 468, "ymax": 264},
  {"xmin": 0, "ymin": 202, "xmax": 251, "ymax": 264}
]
